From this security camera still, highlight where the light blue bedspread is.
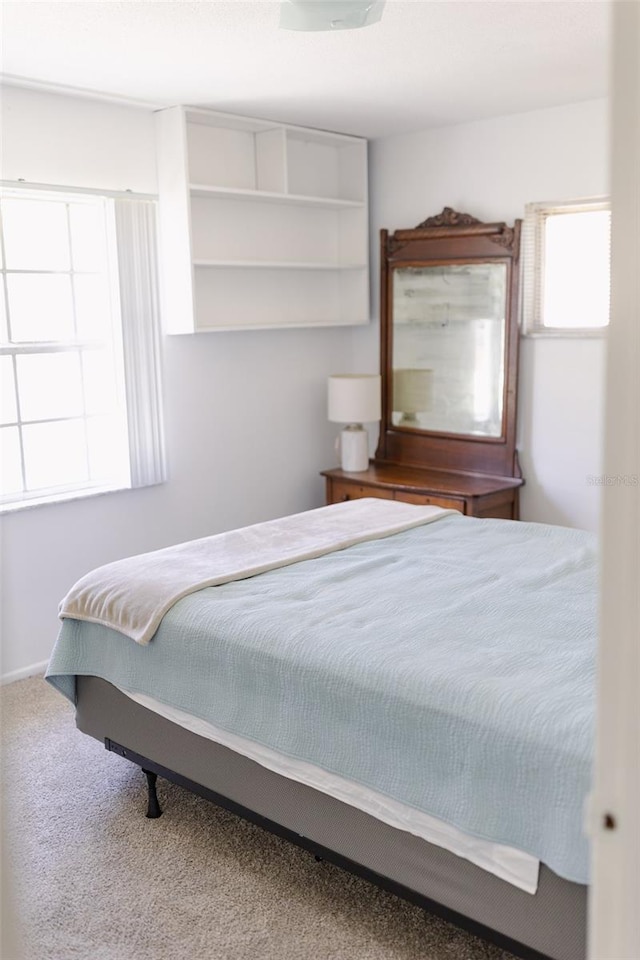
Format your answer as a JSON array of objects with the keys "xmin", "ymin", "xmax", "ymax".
[{"xmin": 46, "ymin": 513, "xmax": 596, "ymax": 885}]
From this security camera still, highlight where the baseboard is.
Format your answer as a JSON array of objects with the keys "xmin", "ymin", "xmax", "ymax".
[{"xmin": 1, "ymin": 660, "xmax": 48, "ymax": 685}]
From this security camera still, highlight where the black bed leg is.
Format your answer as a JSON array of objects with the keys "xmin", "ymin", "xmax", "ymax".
[{"xmin": 143, "ymin": 768, "xmax": 162, "ymax": 819}]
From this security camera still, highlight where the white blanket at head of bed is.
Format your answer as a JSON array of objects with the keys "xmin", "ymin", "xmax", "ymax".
[{"xmin": 59, "ymin": 498, "xmax": 453, "ymax": 645}]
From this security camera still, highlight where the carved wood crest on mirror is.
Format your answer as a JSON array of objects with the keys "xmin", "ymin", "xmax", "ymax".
[{"xmin": 376, "ymin": 208, "xmax": 523, "ymax": 486}]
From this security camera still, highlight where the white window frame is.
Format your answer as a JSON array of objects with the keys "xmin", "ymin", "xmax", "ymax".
[
  {"xmin": 0, "ymin": 182, "xmax": 166, "ymax": 513},
  {"xmin": 521, "ymin": 197, "xmax": 611, "ymax": 338}
]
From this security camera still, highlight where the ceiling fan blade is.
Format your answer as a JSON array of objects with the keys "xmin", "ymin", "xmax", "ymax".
[{"xmin": 280, "ymin": 0, "xmax": 385, "ymax": 32}]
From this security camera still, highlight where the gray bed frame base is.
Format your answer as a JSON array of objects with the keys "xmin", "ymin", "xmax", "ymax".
[{"xmin": 76, "ymin": 676, "xmax": 587, "ymax": 960}]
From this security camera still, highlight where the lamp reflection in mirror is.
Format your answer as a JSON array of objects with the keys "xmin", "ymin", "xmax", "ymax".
[
  {"xmin": 328, "ymin": 374, "xmax": 381, "ymax": 472},
  {"xmin": 393, "ymin": 368, "xmax": 433, "ymax": 426}
]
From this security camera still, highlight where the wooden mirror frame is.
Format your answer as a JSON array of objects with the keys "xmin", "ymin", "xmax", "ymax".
[{"xmin": 375, "ymin": 208, "xmax": 522, "ymax": 480}]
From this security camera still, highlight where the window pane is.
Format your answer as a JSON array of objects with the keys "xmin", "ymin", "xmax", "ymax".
[
  {"xmin": 17, "ymin": 352, "xmax": 84, "ymax": 421},
  {"xmin": 543, "ymin": 211, "xmax": 610, "ymax": 329},
  {"xmin": 7, "ymin": 274, "xmax": 75, "ymax": 342},
  {"xmin": 0, "ymin": 280, "xmax": 8, "ymax": 343},
  {"xmin": 87, "ymin": 415, "xmax": 130, "ymax": 485},
  {"xmin": 69, "ymin": 202, "xmax": 108, "ymax": 272},
  {"xmin": 82, "ymin": 348, "xmax": 119, "ymax": 415},
  {"xmin": 0, "ymin": 356, "xmax": 18, "ymax": 424},
  {"xmin": 2, "ymin": 198, "xmax": 70, "ymax": 271},
  {"xmin": 0, "ymin": 426, "xmax": 24, "ymax": 495},
  {"xmin": 74, "ymin": 274, "xmax": 113, "ymax": 341},
  {"xmin": 22, "ymin": 419, "xmax": 88, "ymax": 490}
]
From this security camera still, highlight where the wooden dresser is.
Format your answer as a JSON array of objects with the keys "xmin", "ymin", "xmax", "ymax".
[
  {"xmin": 323, "ymin": 210, "xmax": 525, "ymax": 523},
  {"xmin": 321, "ymin": 462, "xmax": 522, "ymax": 519}
]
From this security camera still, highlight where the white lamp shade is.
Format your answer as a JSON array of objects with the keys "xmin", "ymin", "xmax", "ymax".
[
  {"xmin": 328, "ymin": 374, "xmax": 381, "ymax": 424},
  {"xmin": 393, "ymin": 368, "xmax": 433, "ymax": 415}
]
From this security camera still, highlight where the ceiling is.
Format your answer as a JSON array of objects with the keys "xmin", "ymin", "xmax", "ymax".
[{"xmin": 0, "ymin": 1, "xmax": 611, "ymax": 139}]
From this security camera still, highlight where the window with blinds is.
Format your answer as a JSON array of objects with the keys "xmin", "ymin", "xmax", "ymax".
[
  {"xmin": 0, "ymin": 186, "xmax": 166, "ymax": 511},
  {"xmin": 521, "ymin": 198, "xmax": 611, "ymax": 336}
]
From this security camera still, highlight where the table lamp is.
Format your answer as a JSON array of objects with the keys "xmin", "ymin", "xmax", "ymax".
[
  {"xmin": 328, "ymin": 374, "xmax": 381, "ymax": 472},
  {"xmin": 393, "ymin": 368, "xmax": 433, "ymax": 426}
]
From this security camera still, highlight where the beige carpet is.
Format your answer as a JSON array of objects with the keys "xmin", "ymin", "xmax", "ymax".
[{"xmin": 2, "ymin": 676, "xmax": 515, "ymax": 960}]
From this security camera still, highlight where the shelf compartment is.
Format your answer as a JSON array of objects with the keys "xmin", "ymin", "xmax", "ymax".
[
  {"xmin": 185, "ymin": 111, "xmax": 286, "ymax": 193},
  {"xmin": 190, "ymin": 194, "xmax": 366, "ymax": 267},
  {"xmin": 194, "ymin": 266, "xmax": 368, "ymax": 331},
  {"xmin": 285, "ymin": 129, "xmax": 366, "ymax": 204}
]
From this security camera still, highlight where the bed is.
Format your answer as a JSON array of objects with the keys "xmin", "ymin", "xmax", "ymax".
[{"xmin": 46, "ymin": 498, "xmax": 595, "ymax": 960}]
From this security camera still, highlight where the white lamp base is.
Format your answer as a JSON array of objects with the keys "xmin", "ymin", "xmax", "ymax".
[{"xmin": 339, "ymin": 424, "xmax": 369, "ymax": 472}]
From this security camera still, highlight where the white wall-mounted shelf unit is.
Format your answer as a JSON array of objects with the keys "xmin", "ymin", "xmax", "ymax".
[{"xmin": 155, "ymin": 106, "xmax": 369, "ymax": 333}]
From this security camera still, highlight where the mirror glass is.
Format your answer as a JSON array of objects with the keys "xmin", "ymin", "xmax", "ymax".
[{"xmin": 391, "ymin": 262, "xmax": 507, "ymax": 438}]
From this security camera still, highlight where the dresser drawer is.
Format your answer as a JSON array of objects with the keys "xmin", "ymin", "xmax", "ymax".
[
  {"xmin": 322, "ymin": 466, "xmax": 520, "ymax": 520},
  {"xmin": 394, "ymin": 490, "xmax": 465, "ymax": 512},
  {"xmin": 330, "ymin": 481, "xmax": 395, "ymax": 503}
]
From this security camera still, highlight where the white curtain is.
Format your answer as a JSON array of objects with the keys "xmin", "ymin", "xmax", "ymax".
[{"xmin": 113, "ymin": 199, "xmax": 167, "ymax": 488}]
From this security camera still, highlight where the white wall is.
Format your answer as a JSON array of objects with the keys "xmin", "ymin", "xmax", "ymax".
[
  {"xmin": 363, "ymin": 98, "xmax": 608, "ymax": 530},
  {"xmin": 0, "ymin": 86, "xmax": 356, "ymax": 679}
]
